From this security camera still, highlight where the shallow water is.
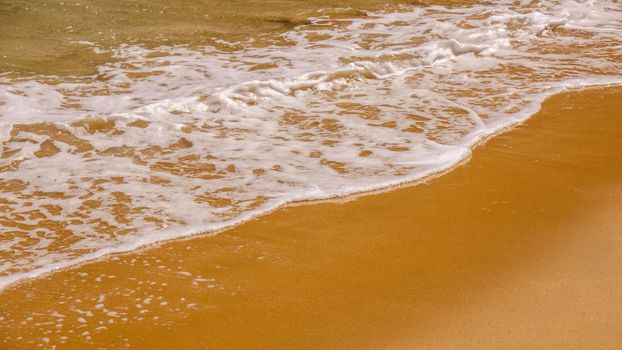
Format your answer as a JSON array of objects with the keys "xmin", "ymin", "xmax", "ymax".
[
  {"xmin": 0, "ymin": 0, "xmax": 423, "ymax": 75},
  {"xmin": 1, "ymin": 0, "xmax": 621, "ymax": 288}
]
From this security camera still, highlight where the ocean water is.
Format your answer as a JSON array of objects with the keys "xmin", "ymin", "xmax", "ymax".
[{"xmin": 0, "ymin": 0, "xmax": 621, "ymax": 289}]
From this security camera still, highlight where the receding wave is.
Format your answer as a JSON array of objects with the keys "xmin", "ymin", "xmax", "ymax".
[{"xmin": 1, "ymin": 0, "xmax": 621, "ymax": 289}]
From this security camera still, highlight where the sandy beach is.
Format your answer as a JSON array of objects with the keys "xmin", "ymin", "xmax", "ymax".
[
  {"xmin": 1, "ymin": 85, "xmax": 621, "ymax": 349},
  {"xmin": 2, "ymin": 1, "xmax": 622, "ymax": 348}
]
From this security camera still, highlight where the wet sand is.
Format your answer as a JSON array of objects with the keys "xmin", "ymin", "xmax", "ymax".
[{"xmin": 2, "ymin": 85, "xmax": 622, "ymax": 349}]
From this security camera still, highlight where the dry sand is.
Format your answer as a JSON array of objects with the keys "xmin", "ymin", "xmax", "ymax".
[{"xmin": 1, "ymin": 85, "xmax": 622, "ymax": 349}]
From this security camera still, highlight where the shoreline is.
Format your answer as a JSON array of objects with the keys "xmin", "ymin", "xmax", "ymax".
[
  {"xmin": 2, "ymin": 81, "xmax": 621, "ymax": 293},
  {"xmin": 2, "ymin": 85, "xmax": 622, "ymax": 348}
]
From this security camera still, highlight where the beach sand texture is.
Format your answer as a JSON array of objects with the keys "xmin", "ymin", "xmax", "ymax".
[
  {"xmin": 1, "ymin": 0, "xmax": 622, "ymax": 348},
  {"xmin": 1, "ymin": 86, "xmax": 621, "ymax": 349}
]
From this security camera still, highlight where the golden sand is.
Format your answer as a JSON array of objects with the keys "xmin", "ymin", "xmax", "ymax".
[{"xmin": 1, "ymin": 85, "xmax": 622, "ymax": 349}]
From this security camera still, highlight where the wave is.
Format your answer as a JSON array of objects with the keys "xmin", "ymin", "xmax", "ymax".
[{"xmin": 0, "ymin": 0, "xmax": 621, "ymax": 290}]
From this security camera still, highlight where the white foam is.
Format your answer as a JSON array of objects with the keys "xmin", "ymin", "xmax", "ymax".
[{"xmin": 0, "ymin": 0, "xmax": 621, "ymax": 290}]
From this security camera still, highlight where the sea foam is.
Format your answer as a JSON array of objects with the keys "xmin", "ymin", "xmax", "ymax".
[{"xmin": 0, "ymin": 0, "xmax": 621, "ymax": 289}]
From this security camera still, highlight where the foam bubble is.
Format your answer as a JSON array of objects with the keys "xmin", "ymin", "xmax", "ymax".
[{"xmin": 0, "ymin": 0, "xmax": 621, "ymax": 289}]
